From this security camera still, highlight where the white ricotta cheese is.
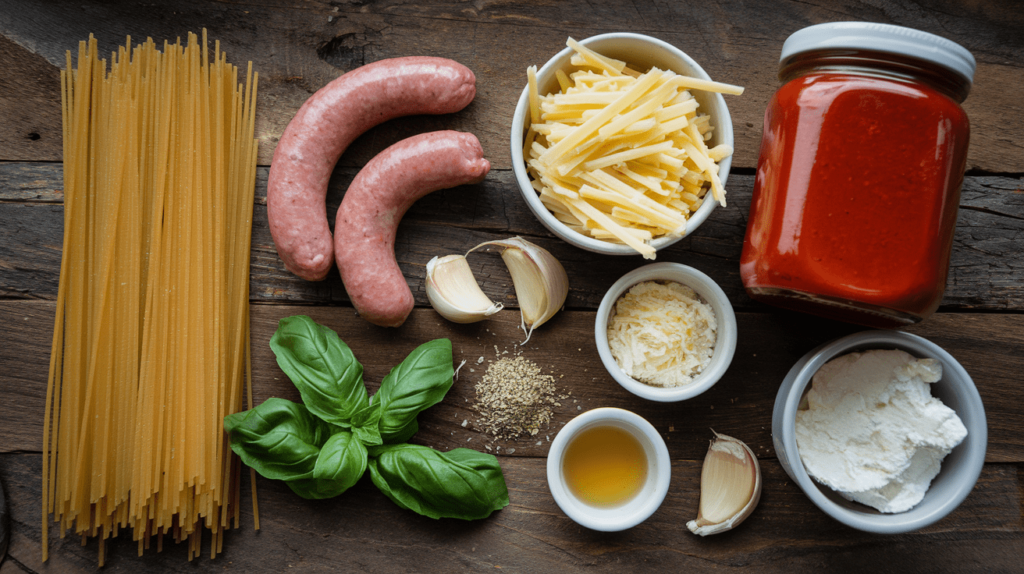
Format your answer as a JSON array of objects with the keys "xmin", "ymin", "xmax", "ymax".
[
  {"xmin": 795, "ymin": 349, "xmax": 967, "ymax": 513},
  {"xmin": 607, "ymin": 281, "xmax": 716, "ymax": 388}
]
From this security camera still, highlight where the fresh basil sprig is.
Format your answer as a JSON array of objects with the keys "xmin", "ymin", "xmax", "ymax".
[{"xmin": 224, "ymin": 315, "xmax": 509, "ymax": 520}]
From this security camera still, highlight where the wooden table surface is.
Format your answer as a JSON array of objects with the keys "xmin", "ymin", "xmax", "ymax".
[{"xmin": 2, "ymin": 1, "xmax": 1023, "ymax": 572}]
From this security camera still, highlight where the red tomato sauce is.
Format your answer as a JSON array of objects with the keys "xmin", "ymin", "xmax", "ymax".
[{"xmin": 741, "ymin": 72, "xmax": 969, "ymax": 327}]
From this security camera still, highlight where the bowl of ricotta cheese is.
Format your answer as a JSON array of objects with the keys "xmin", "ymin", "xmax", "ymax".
[{"xmin": 772, "ymin": 330, "xmax": 987, "ymax": 534}]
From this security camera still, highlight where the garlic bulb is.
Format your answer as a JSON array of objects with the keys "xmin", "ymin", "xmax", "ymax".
[
  {"xmin": 470, "ymin": 237, "xmax": 569, "ymax": 343},
  {"xmin": 687, "ymin": 431, "xmax": 761, "ymax": 536},
  {"xmin": 425, "ymin": 254, "xmax": 503, "ymax": 323}
]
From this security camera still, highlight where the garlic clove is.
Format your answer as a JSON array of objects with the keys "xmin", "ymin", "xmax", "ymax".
[
  {"xmin": 500, "ymin": 247, "xmax": 554, "ymax": 327},
  {"xmin": 470, "ymin": 237, "xmax": 569, "ymax": 343},
  {"xmin": 425, "ymin": 254, "xmax": 503, "ymax": 323},
  {"xmin": 687, "ymin": 431, "xmax": 761, "ymax": 536}
]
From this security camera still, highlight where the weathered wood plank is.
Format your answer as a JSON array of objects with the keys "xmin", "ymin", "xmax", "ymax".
[
  {"xmin": 0, "ymin": 35, "xmax": 61, "ymax": 163},
  {"xmin": 3, "ymin": 163, "xmax": 1023, "ymax": 311},
  {"xmin": 1, "ymin": 0, "xmax": 1023, "ymax": 172},
  {"xmin": 3, "ymin": 301, "xmax": 1022, "ymax": 463},
  {"xmin": 1, "ymin": 453, "xmax": 1021, "ymax": 573}
]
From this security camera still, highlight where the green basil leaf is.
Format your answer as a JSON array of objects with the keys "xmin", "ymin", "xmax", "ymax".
[
  {"xmin": 270, "ymin": 315, "xmax": 367, "ymax": 427},
  {"xmin": 350, "ymin": 402, "xmax": 383, "ymax": 446},
  {"xmin": 283, "ymin": 432, "xmax": 368, "ymax": 500},
  {"xmin": 382, "ymin": 418, "xmax": 419, "ymax": 446},
  {"xmin": 223, "ymin": 398, "xmax": 332, "ymax": 481},
  {"xmin": 315, "ymin": 433, "xmax": 368, "ymax": 485},
  {"xmin": 283, "ymin": 479, "xmax": 326, "ymax": 499},
  {"xmin": 368, "ymin": 444, "xmax": 510, "ymax": 520},
  {"xmin": 283, "ymin": 478, "xmax": 347, "ymax": 500},
  {"xmin": 373, "ymin": 339, "xmax": 454, "ymax": 444}
]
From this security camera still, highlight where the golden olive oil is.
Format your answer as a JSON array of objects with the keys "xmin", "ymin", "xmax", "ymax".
[{"xmin": 563, "ymin": 425, "xmax": 648, "ymax": 507}]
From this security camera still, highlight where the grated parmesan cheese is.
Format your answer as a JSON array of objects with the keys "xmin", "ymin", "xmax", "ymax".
[{"xmin": 607, "ymin": 281, "xmax": 716, "ymax": 387}]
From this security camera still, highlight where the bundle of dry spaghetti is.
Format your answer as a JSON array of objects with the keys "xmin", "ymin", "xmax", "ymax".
[{"xmin": 43, "ymin": 31, "xmax": 259, "ymax": 564}]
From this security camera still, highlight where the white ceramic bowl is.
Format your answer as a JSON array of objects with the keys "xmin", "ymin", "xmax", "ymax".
[
  {"xmin": 595, "ymin": 262, "xmax": 738, "ymax": 402},
  {"xmin": 772, "ymin": 330, "xmax": 988, "ymax": 534},
  {"xmin": 510, "ymin": 33, "xmax": 734, "ymax": 256},
  {"xmin": 546, "ymin": 408, "xmax": 671, "ymax": 531}
]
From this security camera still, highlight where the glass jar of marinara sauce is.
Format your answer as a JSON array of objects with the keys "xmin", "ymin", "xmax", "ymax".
[{"xmin": 740, "ymin": 22, "xmax": 975, "ymax": 328}]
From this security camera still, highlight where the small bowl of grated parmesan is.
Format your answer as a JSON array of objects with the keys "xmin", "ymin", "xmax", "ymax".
[{"xmin": 595, "ymin": 262, "xmax": 737, "ymax": 402}]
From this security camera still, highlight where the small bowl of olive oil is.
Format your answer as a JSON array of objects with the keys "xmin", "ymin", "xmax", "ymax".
[{"xmin": 547, "ymin": 407, "xmax": 671, "ymax": 531}]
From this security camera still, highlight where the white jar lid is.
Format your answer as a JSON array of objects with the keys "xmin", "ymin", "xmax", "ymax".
[{"xmin": 780, "ymin": 22, "xmax": 975, "ymax": 84}]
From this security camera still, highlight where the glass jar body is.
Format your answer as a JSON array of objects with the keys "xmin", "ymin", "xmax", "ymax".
[{"xmin": 740, "ymin": 51, "xmax": 970, "ymax": 328}]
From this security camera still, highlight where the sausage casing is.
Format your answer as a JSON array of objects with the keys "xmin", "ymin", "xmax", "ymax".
[
  {"xmin": 268, "ymin": 57, "xmax": 476, "ymax": 280},
  {"xmin": 335, "ymin": 131, "xmax": 490, "ymax": 327}
]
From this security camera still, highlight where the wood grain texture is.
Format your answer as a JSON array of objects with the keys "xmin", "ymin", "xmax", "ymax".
[
  {"xmin": 1, "ymin": 0, "xmax": 1023, "ymax": 171},
  {"xmin": 1, "ymin": 453, "xmax": 1021, "ymax": 573},
  {"xmin": 3, "ymin": 163, "xmax": 1023, "ymax": 310},
  {"xmin": 0, "ymin": 35, "xmax": 61, "ymax": 162},
  {"xmin": 0, "ymin": 475, "xmax": 8, "ymax": 569},
  {"xmin": 3, "ymin": 301, "xmax": 1022, "ymax": 463}
]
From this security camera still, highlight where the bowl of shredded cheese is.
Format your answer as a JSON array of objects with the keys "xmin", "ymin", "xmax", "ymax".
[
  {"xmin": 511, "ymin": 33, "xmax": 741, "ymax": 259},
  {"xmin": 595, "ymin": 262, "xmax": 737, "ymax": 402}
]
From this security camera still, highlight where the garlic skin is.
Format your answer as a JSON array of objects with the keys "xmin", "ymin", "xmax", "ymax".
[
  {"xmin": 425, "ymin": 254, "xmax": 503, "ymax": 323},
  {"xmin": 687, "ymin": 432, "xmax": 761, "ymax": 536},
  {"xmin": 470, "ymin": 237, "xmax": 569, "ymax": 342}
]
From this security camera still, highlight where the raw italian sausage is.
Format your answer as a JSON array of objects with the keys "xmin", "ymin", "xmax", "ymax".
[
  {"xmin": 267, "ymin": 57, "xmax": 477, "ymax": 281},
  {"xmin": 335, "ymin": 131, "xmax": 490, "ymax": 327}
]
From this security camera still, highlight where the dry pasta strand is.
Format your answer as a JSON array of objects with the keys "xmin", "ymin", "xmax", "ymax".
[{"xmin": 44, "ymin": 30, "xmax": 259, "ymax": 565}]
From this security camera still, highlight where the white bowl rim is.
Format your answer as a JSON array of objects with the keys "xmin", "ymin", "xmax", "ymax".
[
  {"xmin": 545, "ymin": 407, "xmax": 671, "ymax": 531},
  {"xmin": 510, "ymin": 32, "xmax": 734, "ymax": 256},
  {"xmin": 594, "ymin": 262, "xmax": 738, "ymax": 402},
  {"xmin": 772, "ymin": 330, "xmax": 988, "ymax": 534}
]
